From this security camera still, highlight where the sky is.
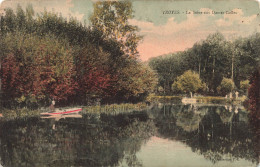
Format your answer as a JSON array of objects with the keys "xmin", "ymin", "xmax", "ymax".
[{"xmin": 0, "ymin": 0, "xmax": 260, "ymax": 61}]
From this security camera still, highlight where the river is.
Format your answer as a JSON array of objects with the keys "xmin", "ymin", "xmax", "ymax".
[{"xmin": 0, "ymin": 103, "xmax": 258, "ymax": 167}]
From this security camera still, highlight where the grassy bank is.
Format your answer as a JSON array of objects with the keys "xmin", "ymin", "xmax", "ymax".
[
  {"xmin": 195, "ymin": 96, "xmax": 246, "ymax": 104},
  {"xmin": 0, "ymin": 108, "xmax": 41, "ymax": 120},
  {"xmin": 0, "ymin": 102, "xmax": 149, "ymax": 120},
  {"xmin": 82, "ymin": 103, "xmax": 148, "ymax": 115},
  {"xmin": 146, "ymin": 95, "xmax": 182, "ymax": 103},
  {"xmin": 147, "ymin": 95, "xmax": 247, "ymax": 104}
]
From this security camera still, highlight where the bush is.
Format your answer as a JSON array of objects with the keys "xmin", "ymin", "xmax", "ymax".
[
  {"xmin": 172, "ymin": 70, "xmax": 206, "ymax": 95},
  {"xmin": 240, "ymin": 80, "xmax": 250, "ymax": 95},
  {"xmin": 217, "ymin": 78, "xmax": 235, "ymax": 96}
]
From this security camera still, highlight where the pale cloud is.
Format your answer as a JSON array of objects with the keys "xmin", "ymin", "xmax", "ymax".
[
  {"xmin": 130, "ymin": 8, "xmax": 216, "ymax": 37},
  {"xmin": 129, "ymin": 11, "xmax": 206, "ymax": 36},
  {"xmin": 131, "ymin": 7, "xmax": 260, "ymax": 61},
  {"xmin": 1, "ymin": 0, "xmax": 259, "ymax": 61},
  {"xmin": 138, "ymin": 30, "xmax": 211, "ymax": 61},
  {"xmin": 66, "ymin": 0, "xmax": 73, "ymax": 8},
  {"xmin": 215, "ymin": 9, "xmax": 257, "ymax": 27},
  {"xmin": 131, "ymin": 9, "xmax": 218, "ymax": 61},
  {"xmin": 65, "ymin": 0, "xmax": 84, "ymax": 20}
]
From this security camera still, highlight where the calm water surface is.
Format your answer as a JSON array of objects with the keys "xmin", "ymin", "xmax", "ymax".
[{"xmin": 0, "ymin": 104, "xmax": 259, "ymax": 167}]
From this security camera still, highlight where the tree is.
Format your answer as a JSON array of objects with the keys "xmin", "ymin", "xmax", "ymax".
[
  {"xmin": 16, "ymin": 5, "xmax": 26, "ymax": 30},
  {"xmin": 31, "ymin": 37, "xmax": 77, "ymax": 102},
  {"xmin": 73, "ymin": 44, "xmax": 117, "ymax": 103},
  {"xmin": 0, "ymin": 53, "xmax": 20, "ymax": 100},
  {"xmin": 148, "ymin": 32, "xmax": 257, "ymax": 96},
  {"xmin": 217, "ymin": 78, "xmax": 235, "ymax": 96},
  {"xmin": 3, "ymin": 8, "xmax": 16, "ymax": 32},
  {"xmin": 172, "ymin": 70, "xmax": 205, "ymax": 95},
  {"xmin": 0, "ymin": 32, "xmax": 76, "ymax": 107},
  {"xmin": 248, "ymin": 70, "xmax": 260, "ymax": 121},
  {"xmin": 115, "ymin": 61, "xmax": 158, "ymax": 102},
  {"xmin": 149, "ymin": 53, "xmax": 185, "ymax": 94},
  {"xmin": 235, "ymin": 33, "xmax": 260, "ymax": 82},
  {"xmin": 199, "ymin": 33, "xmax": 230, "ymax": 93},
  {"xmin": 187, "ymin": 42, "xmax": 203, "ymax": 77},
  {"xmin": 90, "ymin": 1, "xmax": 142, "ymax": 57},
  {"xmin": 148, "ymin": 32, "xmax": 233, "ymax": 95}
]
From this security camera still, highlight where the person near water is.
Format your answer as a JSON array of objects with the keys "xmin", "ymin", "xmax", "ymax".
[{"xmin": 49, "ymin": 99, "xmax": 55, "ymax": 112}]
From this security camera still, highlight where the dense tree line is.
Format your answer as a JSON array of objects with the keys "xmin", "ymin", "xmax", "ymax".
[
  {"xmin": 0, "ymin": 3, "xmax": 157, "ymax": 108},
  {"xmin": 149, "ymin": 32, "xmax": 259, "ymax": 96}
]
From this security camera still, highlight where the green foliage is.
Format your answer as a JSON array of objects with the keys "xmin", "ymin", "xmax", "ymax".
[
  {"xmin": 240, "ymin": 80, "xmax": 250, "ymax": 95},
  {"xmin": 172, "ymin": 70, "xmax": 206, "ymax": 94},
  {"xmin": 149, "ymin": 32, "xmax": 259, "ymax": 96},
  {"xmin": 90, "ymin": 1, "xmax": 142, "ymax": 57},
  {"xmin": 83, "ymin": 103, "xmax": 148, "ymax": 114},
  {"xmin": 234, "ymin": 34, "xmax": 260, "ymax": 82},
  {"xmin": 146, "ymin": 95, "xmax": 245, "ymax": 104},
  {"xmin": 200, "ymin": 33, "xmax": 231, "ymax": 92},
  {"xmin": 148, "ymin": 53, "xmax": 186, "ymax": 93},
  {"xmin": 217, "ymin": 78, "xmax": 235, "ymax": 96},
  {"xmin": 149, "ymin": 32, "xmax": 231, "ymax": 94},
  {"xmin": 146, "ymin": 95, "xmax": 182, "ymax": 103},
  {"xmin": 115, "ymin": 61, "xmax": 158, "ymax": 101},
  {"xmin": 1, "ymin": 108, "xmax": 41, "ymax": 120}
]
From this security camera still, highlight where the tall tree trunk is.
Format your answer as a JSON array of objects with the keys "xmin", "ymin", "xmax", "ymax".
[
  {"xmin": 213, "ymin": 56, "xmax": 215, "ymax": 79},
  {"xmin": 163, "ymin": 82, "xmax": 166, "ymax": 95},
  {"xmin": 212, "ymin": 56, "xmax": 215, "ymax": 92},
  {"xmin": 231, "ymin": 54, "xmax": 234, "ymax": 81},
  {"xmin": 199, "ymin": 61, "xmax": 201, "ymax": 78}
]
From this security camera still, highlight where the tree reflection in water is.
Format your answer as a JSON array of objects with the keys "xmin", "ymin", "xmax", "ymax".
[
  {"xmin": 0, "ymin": 104, "xmax": 258, "ymax": 167},
  {"xmin": 0, "ymin": 111, "xmax": 156, "ymax": 167},
  {"xmin": 152, "ymin": 104, "xmax": 258, "ymax": 164}
]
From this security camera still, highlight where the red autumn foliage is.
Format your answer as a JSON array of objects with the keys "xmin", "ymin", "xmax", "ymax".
[
  {"xmin": 0, "ymin": 47, "xmax": 117, "ymax": 103},
  {"xmin": 248, "ymin": 70, "xmax": 260, "ymax": 161},
  {"xmin": 76, "ymin": 67, "xmax": 116, "ymax": 97},
  {"xmin": 248, "ymin": 70, "xmax": 260, "ymax": 121},
  {"xmin": 1, "ymin": 44, "xmax": 77, "ymax": 102},
  {"xmin": 31, "ymin": 46, "xmax": 77, "ymax": 101},
  {"xmin": 1, "ymin": 53, "xmax": 21, "ymax": 98}
]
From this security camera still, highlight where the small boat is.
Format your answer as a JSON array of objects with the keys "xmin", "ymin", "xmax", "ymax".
[
  {"xmin": 41, "ymin": 113, "xmax": 82, "ymax": 121},
  {"xmin": 40, "ymin": 108, "xmax": 82, "ymax": 115}
]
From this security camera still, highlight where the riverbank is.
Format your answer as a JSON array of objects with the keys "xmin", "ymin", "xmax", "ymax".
[
  {"xmin": 0, "ymin": 102, "xmax": 149, "ymax": 120},
  {"xmin": 147, "ymin": 95, "xmax": 247, "ymax": 105},
  {"xmin": 82, "ymin": 103, "xmax": 148, "ymax": 115},
  {"xmin": 0, "ymin": 95, "xmax": 247, "ymax": 120}
]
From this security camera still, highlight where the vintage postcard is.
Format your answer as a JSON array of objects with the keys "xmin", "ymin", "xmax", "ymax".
[{"xmin": 0, "ymin": 0, "xmax": 259, "ymax": 167}]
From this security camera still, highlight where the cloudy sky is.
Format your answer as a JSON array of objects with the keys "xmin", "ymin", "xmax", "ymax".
[{"xmin": 1, "ymin": 0, "xmax": 260, "ymax": 61}]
